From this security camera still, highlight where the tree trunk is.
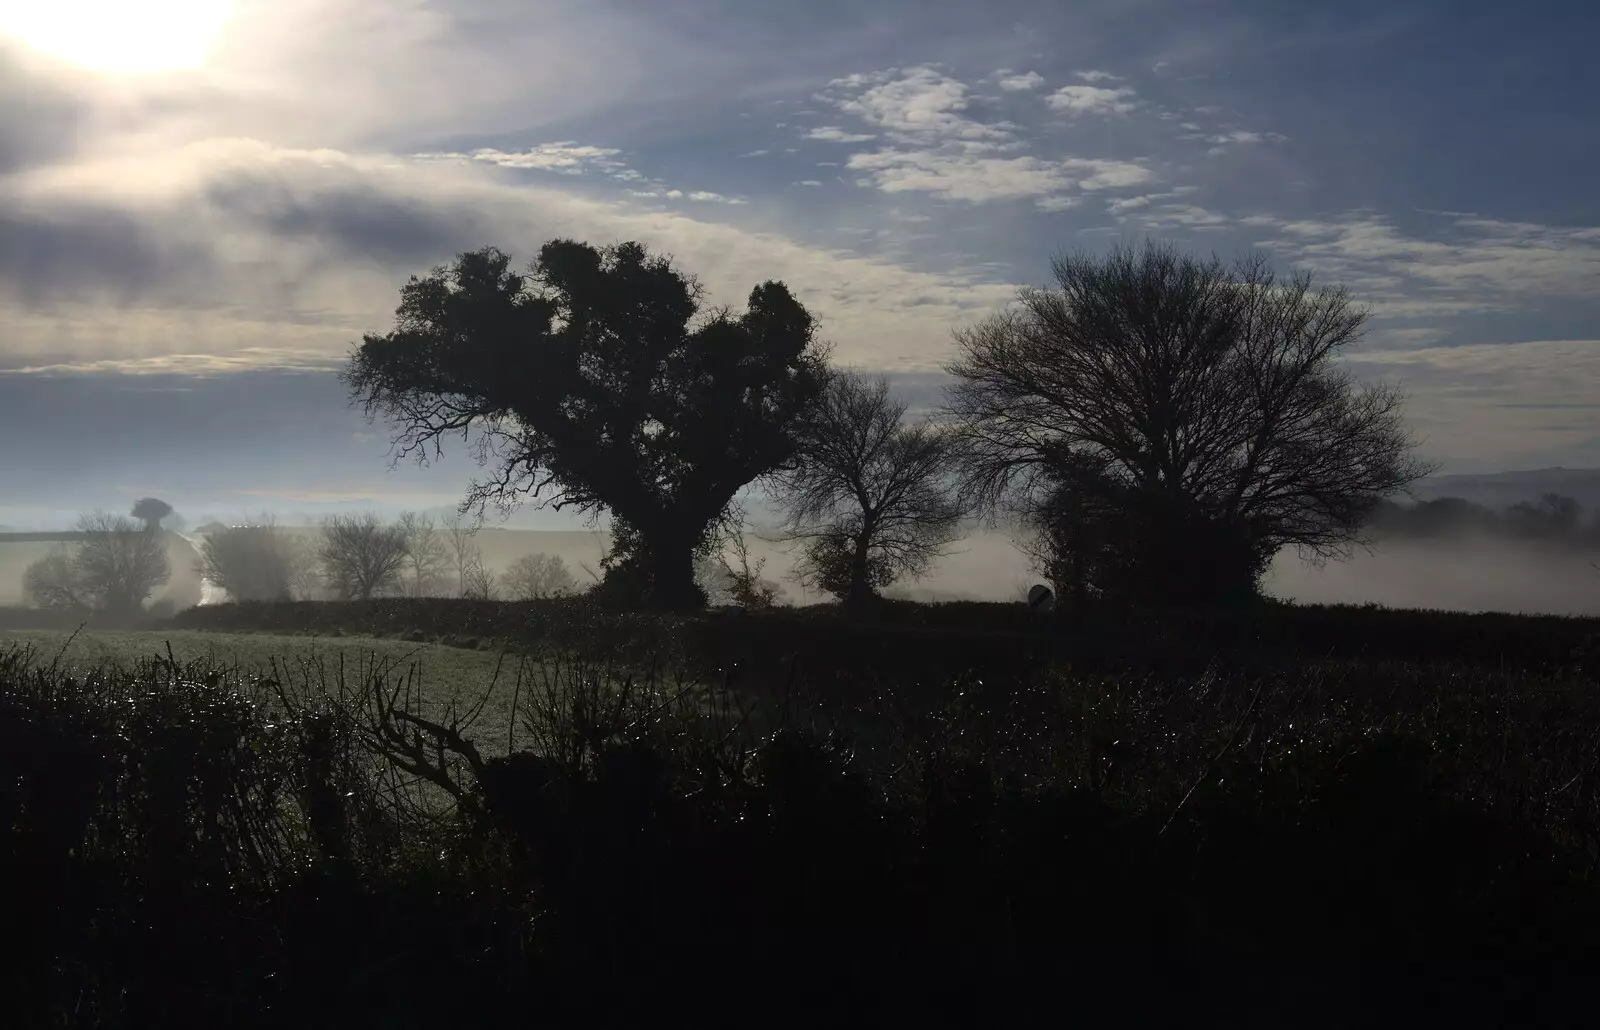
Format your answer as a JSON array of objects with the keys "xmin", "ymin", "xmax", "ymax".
[
  {"xmin": 630, "ymin": 523, "xmax": 705, "ymax": 611},
  {"xmin": 651, "ymin": 539, "xmax": 703, "ymax": 610},
  {"xmin": 846, "ymin": 534, "xmax": 876, "ymax": 607}
]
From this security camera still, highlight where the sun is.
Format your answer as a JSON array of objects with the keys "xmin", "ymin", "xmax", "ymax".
[{"xmin": 0, "ymin": 0, "xmax": 235, "ymax": 74}]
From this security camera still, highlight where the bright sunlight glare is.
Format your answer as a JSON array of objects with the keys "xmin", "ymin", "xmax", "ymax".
[{"xmin": 0, "ymin": 0, "xmax": 234, "ymax": 74}]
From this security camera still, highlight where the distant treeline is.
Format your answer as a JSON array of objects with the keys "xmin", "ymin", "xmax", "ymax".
[{"xmin": 1370, "ymin": 492, "xmax": 1600, "ymax": 543}]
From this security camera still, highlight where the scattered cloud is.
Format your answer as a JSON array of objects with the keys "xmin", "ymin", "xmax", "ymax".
[
  {"xmin": 0, "ymin": 349, "xmax": 345, "ymax": 377},
  {"xmin": 736, "ymin": 149, "xmax": 771, "ymax": 158},
  {"xmin": 824, "ymin": 67, "xmax": 1015, "ymax": 144},
  {"xmin": 806, "ymin": 126, "xmax": 877, "ymax": 143},
  {"xmin": 438, "ymin": 142, "xmax": 625, "ymax": 174},
  {"xmin": 1046, "ymin": 84, "xmax": 1141, "ymax": 117},
  {"xmin": 995, "ymin": 70, "xmax": 1046, "ymax": 92},
  {"xmin": 1074, "ymin": 70, "xmax": 1121, "ymax": 83},
  {"xmin": 795, "ymin": 179, "xmax": 823, "ymax": 187},
  {"xmin": 817, "ymin": 67, "xmax": 1155, "ymax": 208},
  {"xmin": 846, "ymin": 150, "xmax": 1149, "ymax": 204},
  {"xmin": 1253, "ymin": 211, "xmax": 1600, "ymax": 318},
  {"xmin": 1344, "ymin": 340, "xmax": 1600, "ymax": 466}
]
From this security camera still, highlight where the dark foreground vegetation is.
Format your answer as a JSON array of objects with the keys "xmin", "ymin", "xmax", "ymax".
[{"xmin": 7, "ymin": 597, "xmax": 1600, "ymax": 1026}]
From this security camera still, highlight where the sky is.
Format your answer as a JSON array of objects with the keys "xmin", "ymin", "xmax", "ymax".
[{"xmin": 0, "ymin": 0, "xmax": 1596, "ymax": 530}]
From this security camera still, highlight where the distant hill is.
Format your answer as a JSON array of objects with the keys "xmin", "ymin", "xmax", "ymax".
[{"xmin": 1408, "ymin": 468, "xmax": 1600, "ymax": 511}]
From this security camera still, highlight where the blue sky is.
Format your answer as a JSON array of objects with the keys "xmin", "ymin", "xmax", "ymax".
[{"xmin": 0, "ymin": 0, "xmax": 1595, "ymax": 529}]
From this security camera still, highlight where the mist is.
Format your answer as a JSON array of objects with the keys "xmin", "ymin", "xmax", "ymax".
[
  {"xmin": 727, "ymin": 530, "xmax": 1600, "ymax": 617},
  {"xmin": 1262, "ymin": 535, "xmax": 1600, "ymax": 617}
]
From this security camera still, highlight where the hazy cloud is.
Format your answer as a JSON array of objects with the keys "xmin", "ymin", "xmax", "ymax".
[{"xmin": 0, "ymin": 44, "xmax": 92, "ymax": 174}]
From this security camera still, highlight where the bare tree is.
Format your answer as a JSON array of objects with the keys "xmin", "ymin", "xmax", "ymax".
[
  {"xmin": 502, "ymin": 553, "xmax": 577, "ymax": 600},
  {"xmin": 443, "ymin": 513, "xmax": 486, "ymax": 598},
  {"xmin": 37, "ymin": 511, "xmax": 174, "ymax": 616},
  {"xmin": 944, "ymin": 240, "xmax": 1435, "ymax": 607},
  {"xmin": 318, "ymin": 513, "xmax": 410, "ymax": 600},
  {"xmin": 23, "ymin": 546, "xmax": 89, "ymax": 610},
  {"xmin": 460, "ymin": 559, "xmax": 499, "ymax": 600},
  {"xmin": 198, "ymin": 518, "xmax": 297, "ymax": 602},
  {"xmin": 396, "ymin": 511, "xmax": 450, "ymax": 596},
  {"xmin": 284, "ymin": 534, "xmax": 325, "ymax": 599},
  {"xmin": 773, "ymin": 371, "xmax": 968, "ymax": 604}
]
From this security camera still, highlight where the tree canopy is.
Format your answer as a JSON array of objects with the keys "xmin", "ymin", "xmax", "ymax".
[
  {"xmin": 345, "ymin": 239, "xmax": 830, "ymax": 608},
  {"xmin": 945, "ymin": 241, "xmax": 1434, "ymax": 608},
  {"xmin": 130, "ymin": 497, "xmax": 174, "ymax": 531}
]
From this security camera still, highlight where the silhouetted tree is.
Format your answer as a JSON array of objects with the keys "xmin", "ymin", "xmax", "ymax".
[
  {"xmin": 946, "ymin": 241, "xmax": 1434, "ymax": 608},
  {"xmin": 774, "ymin": 371, "xmax": 968, "ymax": 604},
  {"xmin": 344, "ymin": 240, "xmax": 831, "ymax": 609},
  {"xmin": 130, "ymin": 497, "xmax": 175, "ymax": 532},
  {"xmin": 198, "ymin": 519, "xmax": 297, "ymax": 601},
  {"xmin": 318, "ymin": 514, "xmax": 409, "ymax": 600},
  {"xmin": 502, "ymin": 553, "xmax": 577, "ymax": 600}
]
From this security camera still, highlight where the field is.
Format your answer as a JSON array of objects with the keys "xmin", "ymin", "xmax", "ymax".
[
  {"xmin": 8, "ymin": 597, "xmax": 1600, "ymax": 1023},
  {"xmin": 0, "ymin": 628, "xmax": 596, "ymax": 762}
]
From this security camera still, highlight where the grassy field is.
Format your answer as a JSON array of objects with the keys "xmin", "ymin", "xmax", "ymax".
[{"xmin": 0, "ymin": 628, "xmax": 545, "ymax": 759}]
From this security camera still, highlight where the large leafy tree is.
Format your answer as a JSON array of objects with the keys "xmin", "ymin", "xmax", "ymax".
[
  {"xmin": 345, "ymin": 240, "xmax": 830, "ymax": 608},
  {"xmin": 946, "ymin": 240, "xmax": 1434, "ymax": 608}
]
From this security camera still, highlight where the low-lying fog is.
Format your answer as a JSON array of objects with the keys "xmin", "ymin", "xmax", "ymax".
[
  {"xmin": 872, "ymin": 533, "xmax": 1600, "ymax": 616},
  {"xmin": 4, "ymin": 526, "xmax": 1597, "ymax": 617}
]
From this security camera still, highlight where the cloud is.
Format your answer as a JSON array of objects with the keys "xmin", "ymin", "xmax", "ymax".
[
  {"xmin": 629, "ymin": 186, "xmax": 747, "ymax": 204},
  {"xmin": 824, "ymin": 67, "xmax": 1013, "ymax": 144},
  {"xmin": 795, "ymin": 179, "xmax": 823, "ymax": 187},
  {"xmin": 1343, "ymin": 340, "xmax": 1600, "ymax": 467},
  {"xmin": 1074, "ymin": 70, "xmax": 1121, "ymax": 83},
  {"xmin": 736, "ymin": 149, "xmax": 771, "ymax": 158},
  {"xmin": 1252, "ymin": 211, "xmax": 1600, "ymax": 318},
  {"xmin": 1046, "ymin": 84, "xmax": 1142, "ymax": 117},
  {"xmin": 806, "ymin": 126, "xmax": 877, "ymax": 143},
  {"xmin": 436, "ymin": 143, "xmax": 626, "ymax": 174},
  {"xmin": 847, "ymin": 151, "xmax": 1153, "ymax": 205},
  {"xmin": 0, "ymin": 136, "xmax": 1018, "ymax": 372},
  {"xmin": 0, "ymin": 349, "xmax": 345, "ymax": 377},
  {"xmin": 0, "ymin": 43, "xmax": 93, "ymax": 174},
  {"xmin": 819, "ymin": 67, "xmax": 1156, "ymax": 208},
  {"xmin": 995, "ymin": 70, "xmax": 1045, "ymax": 92}
]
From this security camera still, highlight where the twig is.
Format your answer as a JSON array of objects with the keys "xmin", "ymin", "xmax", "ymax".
[{"xmin": 1160, "ymin": 674, "xmax": 1269, "ymax": 837}]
